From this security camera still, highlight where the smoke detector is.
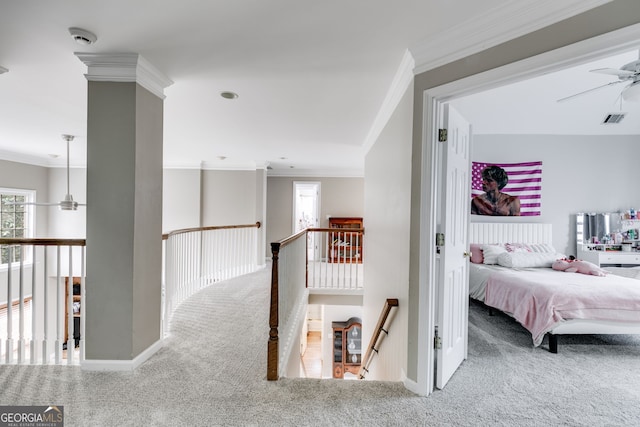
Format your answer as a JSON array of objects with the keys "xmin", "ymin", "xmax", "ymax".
[{"xmin": 68, "ymin": 27, "xmax": 97, "ymax": 45}]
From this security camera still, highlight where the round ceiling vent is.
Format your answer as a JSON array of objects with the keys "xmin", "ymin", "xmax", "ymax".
[{"xmin": 68, "ymin": 27, "xmax": 97, "ymax": 45}]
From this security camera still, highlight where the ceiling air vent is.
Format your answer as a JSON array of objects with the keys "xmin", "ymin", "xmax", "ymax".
[{"xmin": 602, "ymin": 113, "xmax": 626, "ymax": 124}]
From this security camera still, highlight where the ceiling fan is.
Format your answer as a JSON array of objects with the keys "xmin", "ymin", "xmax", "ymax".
[
  {"xmin": 11, "ymin": 134, "xmax": 85, "ymax": 211},
  {"xmin": 557, "ymin": 53, "xmax": 640, "ymax": 103}
]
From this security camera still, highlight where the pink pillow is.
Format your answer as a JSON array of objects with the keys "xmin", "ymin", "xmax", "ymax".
[{"xmin": 470, "ymin": 244, "xmax": 484, "ymax": 264}]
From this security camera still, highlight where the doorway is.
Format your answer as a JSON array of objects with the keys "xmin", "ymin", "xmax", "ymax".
[
  {"xmin": 414, "ymin": 24, "xmax": 640, "ymax": 397},
  {"xmin": 293, "ymin": 181, "xmax": 321, "ymax": 259}
]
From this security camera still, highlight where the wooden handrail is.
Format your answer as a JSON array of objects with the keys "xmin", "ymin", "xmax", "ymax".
[
  {"xmin": 267, "ymin": 241, "xmax": 281, "ymax": 380},
  {"xmin": 358, "ymin": 298, "xmax": 399, "ymax": 379},
  {"xmin": 267, "ymin": 229, "xmax": 310, "ymax": 380},
  {"xmin": 162, "ymin": 221, "xmax": 261, "ymax": 240},
  {"xmin": 307, "ymin": 227, "xmax": 364, "ymax": 234},
  {"xmin": 275, "ymin": 228, "xmax": 306, "ymax": 249},
  {"xmin": 0, "ymin": 238, "xmax": 86, "ymax": 246}
]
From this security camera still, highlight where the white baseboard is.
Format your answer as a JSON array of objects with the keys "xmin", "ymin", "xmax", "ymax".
[
  {"xmin": 81, "ymin": 338, "xmax": 163, "ymax": 372},
  {"xmin": 403, "ymin": 376, "xmax": 429, "ymax": 397}
]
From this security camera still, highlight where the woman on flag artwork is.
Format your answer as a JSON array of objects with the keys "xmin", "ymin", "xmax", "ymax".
[
  {"xmin": 470, "ymin": 161, "xmax": 542, "ymax": 217},
  {"xmin": 471, "ymin": 165, "xmax": 521, "ymax": 216}
]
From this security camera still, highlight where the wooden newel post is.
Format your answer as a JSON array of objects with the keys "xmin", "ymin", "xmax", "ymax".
[{"xmin": 267, "ymin": 242, "xmax": 280, "ymax": 380}]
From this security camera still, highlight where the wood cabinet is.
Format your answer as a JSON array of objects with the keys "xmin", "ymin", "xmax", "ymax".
[
  {"xmin": 64, "ymin": 276, "xmax": 81, "ymax": 347},
  {"xmin": 332, "ymin": 317, "xmax": 362, "ymax": 378},
  {"xmin": 328, "ymin": 217, "xmax": 363, "ymax": 263}
]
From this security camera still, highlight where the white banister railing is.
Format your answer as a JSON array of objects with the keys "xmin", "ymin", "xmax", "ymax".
[
  {"xmin": 162, "ymin": 222, "xmax": 262, "ymax": 336},
  {"xmin": 1, "ymin": 222, "xmax": 262, "ymax": 366},
  {"xmin": 267, "ymin": 226, "xmax": 365, "ymax": 380},
  {"xmin": 306, "ymin": 228, "xmax": 363, "ymax": 291},
  {"xmin": 0, "ymin": 239, "xmax": 85, "ymax": 366}
]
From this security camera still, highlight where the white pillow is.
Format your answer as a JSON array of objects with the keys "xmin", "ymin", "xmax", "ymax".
[
  {"xmin": 497, "ymin": 252, "xmax": 561, "ymax": 268},
  {"xmin": 482, "ymin": 244, "xmax": 507, "ymax": 265},
  {"xmin": 524, "ymin": 243, "xmax": 557, "ymax": 253}
]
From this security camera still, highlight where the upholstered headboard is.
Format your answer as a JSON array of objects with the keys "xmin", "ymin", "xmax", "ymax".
[{"xmin": 470, "ymin": 223, "xmax": 552, "ymax": 245}]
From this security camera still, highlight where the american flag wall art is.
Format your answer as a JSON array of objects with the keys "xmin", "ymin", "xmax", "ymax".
[{"xmin": 471, "ymin": 161, "xmax": 542, "ymax": 216}]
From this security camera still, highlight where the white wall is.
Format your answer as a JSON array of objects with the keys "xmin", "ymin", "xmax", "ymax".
[
  {"xmin": 471, "ymin": 134, "xmax": 640, "ymax": 255},
  {"xmin": 363, "ymin": 81, "xmax": 413, "ymax": 380}
]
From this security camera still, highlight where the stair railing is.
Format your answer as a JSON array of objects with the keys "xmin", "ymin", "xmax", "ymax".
[
  {"xmin": 162, "ymin": 222, "xmax": 261, "ymax": 337},
  {"xmin": 358, "ymin": 298, "xmax": 399, "ymax": 379},
  {"xmin": 0, "ymin": 238, "xmax": 86, "ymax": 366},
  {"xmin": 267, "ymin": 226, "xmax": 367, "ymax": 380}
]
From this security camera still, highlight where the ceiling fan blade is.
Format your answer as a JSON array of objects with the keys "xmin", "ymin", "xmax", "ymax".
[
  {"xmin": 590, "ymin": 68, "xmax": 636, "ymax": 78},
  {"xmin": 557, "ymin": 80, "xmax": 626, "ymax": 103}
]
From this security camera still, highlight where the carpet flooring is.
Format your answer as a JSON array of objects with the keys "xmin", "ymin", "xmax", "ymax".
[{"xmin": 1, "ymin": 265, "xmax": 640, "ymax": 426}]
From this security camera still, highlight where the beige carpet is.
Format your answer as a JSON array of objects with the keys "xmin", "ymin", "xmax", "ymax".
[{"xmin": 1, "ymin": 265, "xmax": 640, "ymax": 426}]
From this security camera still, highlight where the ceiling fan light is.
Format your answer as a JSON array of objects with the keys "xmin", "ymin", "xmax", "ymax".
[
  {"xmin": 622, "ymin": 82, "xmax": 640, "ymax": 102},
  {"xmin": 59, "ymin": 194, "xmax": 78, "ymax": 211}
]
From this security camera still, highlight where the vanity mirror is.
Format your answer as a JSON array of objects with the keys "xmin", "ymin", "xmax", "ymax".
[{"xmin": 576, "ymin": 212, "xmax": 622, "ymax": 245}]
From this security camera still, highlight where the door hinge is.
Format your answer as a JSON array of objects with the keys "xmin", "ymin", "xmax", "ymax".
[
  {"xmin": 438, "ymin": 129, "xmax": 448, "ymax": 142},
  {"xmin": 436, "ymin": 233, "xmax": 445, "ymax": 247},
  {"xmin": 434, "ymin": 327, "xmax": 442, "ymax": 349}
]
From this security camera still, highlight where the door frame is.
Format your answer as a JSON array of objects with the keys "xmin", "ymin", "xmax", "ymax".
[
  {"xmin": 414, "ymin": 23, "xmax": 640, "ymax": 397},
  {"xmin": 292, "ymin": 181, "xmax": 321, "ymax": 261},
  {"xmin": 292, "ymin": 181, "xmax": 321, "ymax": 232}
]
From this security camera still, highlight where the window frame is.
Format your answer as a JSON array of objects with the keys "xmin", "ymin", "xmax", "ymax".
[{"xmin": 0, "ymin": 187, "xmax": 35, "ymax": 268}]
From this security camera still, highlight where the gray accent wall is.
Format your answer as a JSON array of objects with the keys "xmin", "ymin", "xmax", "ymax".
[
  {"xmin": 86, "ymin": 81, "xmax": 163, "ymax": 360},
  {"xmin": 201, "ymin": 170, "xmax": 258, "ymax": 226},
  {"xmin": 163, "ymin": 168, "xmax": 201, "ymax": 232}
]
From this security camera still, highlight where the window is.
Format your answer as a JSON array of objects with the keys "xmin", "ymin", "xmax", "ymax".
[{"xmin": 0, "ymin": 188, "xmax": 35, "ymax": 265}]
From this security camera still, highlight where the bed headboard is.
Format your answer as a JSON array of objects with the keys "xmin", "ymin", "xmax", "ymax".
[{"xmin": 470, "ymin": 223, "xmax": 552, "ymax": 245}]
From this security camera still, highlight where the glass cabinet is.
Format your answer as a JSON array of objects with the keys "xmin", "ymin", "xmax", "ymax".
[{"xmin": 332, "ymin": 317, "xmax": 362, "ymax": 378}]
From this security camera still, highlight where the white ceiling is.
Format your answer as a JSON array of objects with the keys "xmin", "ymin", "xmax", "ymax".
[
  {"xmin": 0, "ymin": 1, "xmax": 629, "ymax": 176},
  {"xmin": 451, "ymin": 49, "xmax": 640, "ymax": 135}
]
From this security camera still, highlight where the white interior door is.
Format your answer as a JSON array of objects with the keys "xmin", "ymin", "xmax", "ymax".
[
  {"xmin": 293, "ymin": 182, "xmax": 321, "ymax": 259},
  {"xmin": 435, "ymin": 104, "xmax": 471, "ymax": 389}
]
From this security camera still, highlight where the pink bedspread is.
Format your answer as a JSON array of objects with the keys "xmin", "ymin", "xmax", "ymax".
[{"xmin": 484, "ymin": 268, "xmax": 640, "ymax": 346}]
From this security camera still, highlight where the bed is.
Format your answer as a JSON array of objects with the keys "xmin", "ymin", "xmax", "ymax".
[{"xmin": 469, "ymin": 222, "xmax": 640, "ymax": 353}]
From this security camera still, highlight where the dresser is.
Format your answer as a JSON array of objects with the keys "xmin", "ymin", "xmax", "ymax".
[
  {"xmin": 577, "ymin": 250, "xmax": 640, "ymax": 267},
  {"xmin": 576, "ymin": 214, "xmax": 640, "ymax": 266}
]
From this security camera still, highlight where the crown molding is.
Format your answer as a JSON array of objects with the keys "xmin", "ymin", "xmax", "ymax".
[
  {"xmin": 266, "ymin": 168, "xmax": 364, "ymax": 178},
  {"xmin": 0, "ymin": 149, "xmax": 51, "ymax": 167},
  {"xmin": 200, "ymin": 160, "xmax": 264, "ymax": 171},
  {"xmin": 75, "ymin": 52, "xmax": 173, "ymax": 99},
  {"xmin": 362, "ymin": 49, "xmax": 415, "ymax": 155},
  {"xmin": 362, "ymin": 1, "xmax": 609, "ymax": 153},
  {"xmin": 410, "ymin": 0, "xmax": 611, "ymax": 74}
]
